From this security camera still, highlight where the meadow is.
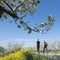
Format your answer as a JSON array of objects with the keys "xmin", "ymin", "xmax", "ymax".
[{"xmin": 0, "ymin": 49, "xmax": 57, "ymax": 60}]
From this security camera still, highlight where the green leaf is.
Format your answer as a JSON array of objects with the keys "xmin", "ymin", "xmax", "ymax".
[
  {"xmin": 27, "ymin": 26, "xmax": 32, "ymax": 33},
  {"xmin": 17, "ymin": 25, "xmax": 21, "ymax": 28},
  {"xmin": 37, "ymin": 0, "xmax": 40, "ymax": 3}
]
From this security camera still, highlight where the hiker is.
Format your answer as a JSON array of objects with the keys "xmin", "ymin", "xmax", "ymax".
[
  {"xmin": 43, "ymin": 41, "xmax": 48, "ymax": 53},
  {"xmin": 37, "ymin": 39, "xmax": 40, "ymax": 53}
]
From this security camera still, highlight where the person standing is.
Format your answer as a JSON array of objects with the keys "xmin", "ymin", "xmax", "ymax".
[
  {"xmin": 37, "ymin": 39, "xmax": 40, "ymax": 53},
  {"xmin": 43, "ymin": 41, "xmax": 48, "ymax": 53}
]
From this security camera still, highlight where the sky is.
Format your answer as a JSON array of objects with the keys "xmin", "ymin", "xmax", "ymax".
[{"xmin": 0, "ymin": 0, "xmax": 60, "ymax": 48}]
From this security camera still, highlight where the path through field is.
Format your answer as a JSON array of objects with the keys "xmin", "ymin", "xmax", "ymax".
[{"xmin": 33, "ymin": 52, "xmax": 60, "ymax": 60}]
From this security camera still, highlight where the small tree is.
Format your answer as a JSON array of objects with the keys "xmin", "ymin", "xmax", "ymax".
[
  {"xmin": 0, "ymin": 46, "xmax": 5, "ymax": 52},
  {"xmin": 0, "ymin": 46, "xmax": 6, "ymax": 57},
  {"xmin": 0, "ymin": 0, "xmax": 55, "ymax": 33}
]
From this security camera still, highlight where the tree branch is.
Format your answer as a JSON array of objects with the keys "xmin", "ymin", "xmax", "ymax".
[
  {"xmin": 0, "ymin": 5, "xmax": 19, "ymax": 19},
  {"xmin": 3, "ymin": 0, "xmax": 14, "ymax": 12}
]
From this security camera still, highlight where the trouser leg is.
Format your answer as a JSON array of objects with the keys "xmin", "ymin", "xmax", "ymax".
[
  {"xmin": 37, "ymin": 46, "xmax": 40, "ymax": 52},
  {"xmin": 43, "ymin": 47, "xmax": 45, "ymax": 53}
]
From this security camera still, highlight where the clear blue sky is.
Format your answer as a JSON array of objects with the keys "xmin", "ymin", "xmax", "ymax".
[{"xmin": 0, "ymin": 0, "xmax": 60, "ymax": 48}]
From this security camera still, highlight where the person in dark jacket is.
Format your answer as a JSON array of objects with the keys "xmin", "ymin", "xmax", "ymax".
[
  {"xmin": 37, "ymin": 39, "xmax": 40, "ymax": 53},
  {"xmin": 43, "ymin": 41, "xmax": 48, "ymax": 53}
]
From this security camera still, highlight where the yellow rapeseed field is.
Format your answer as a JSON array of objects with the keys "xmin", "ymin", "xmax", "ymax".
[{"xmin": 0, "ymin": 49, "xmax": 29, "ymax": 60}]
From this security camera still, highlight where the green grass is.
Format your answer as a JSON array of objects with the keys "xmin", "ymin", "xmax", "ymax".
[{"xmin": 24, "ymin": 52, "xmax": 56, "ymax": 60}]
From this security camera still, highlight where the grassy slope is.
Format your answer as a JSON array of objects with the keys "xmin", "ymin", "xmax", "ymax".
[{"xmin": 0, "ymin": 49, "xmax": 56, "ymax": 60}]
